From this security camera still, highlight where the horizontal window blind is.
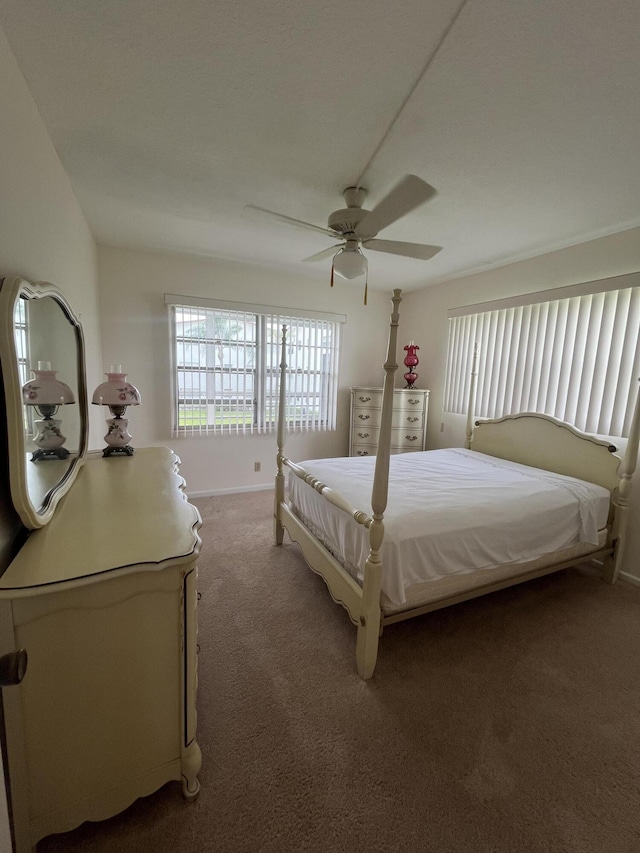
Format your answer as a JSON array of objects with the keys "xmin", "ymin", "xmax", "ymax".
[
  {"xmin": 444, "ymin": 278, "xmax": 640, "ymax": 438},
  {"xmin": 169, "ymin": 301, "xmax": 342, "ymax": 436}
]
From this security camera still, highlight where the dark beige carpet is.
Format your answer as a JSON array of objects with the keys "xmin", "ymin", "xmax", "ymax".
[{"xmin": 40, "ymin": 489, "xmax": 640, "ymax": 852}]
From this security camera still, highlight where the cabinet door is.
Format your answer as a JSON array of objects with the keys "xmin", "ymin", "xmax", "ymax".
[{"xmin": 12, "ymin": 569, "xmax": 183, "ymax": 831}]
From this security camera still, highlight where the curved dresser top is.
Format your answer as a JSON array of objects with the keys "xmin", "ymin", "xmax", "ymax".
[{"xmin": 0, "ymin": 446, "xmax": 202, "ymax": 595}]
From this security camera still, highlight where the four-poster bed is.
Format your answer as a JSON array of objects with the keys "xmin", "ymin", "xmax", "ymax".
[{"xmin": 274, "ymin": 289, "xmax": 640, "ymax": 680}]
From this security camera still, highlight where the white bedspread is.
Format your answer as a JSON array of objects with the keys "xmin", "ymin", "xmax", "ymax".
[{"xmin": 287, "ymin": 449, "xmax": 610, "ymax": 607}]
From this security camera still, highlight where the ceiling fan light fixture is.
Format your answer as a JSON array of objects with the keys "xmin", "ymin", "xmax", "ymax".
[{"xmin": 332, "ymin": 246, "xmax": 368, "ymax": 281}]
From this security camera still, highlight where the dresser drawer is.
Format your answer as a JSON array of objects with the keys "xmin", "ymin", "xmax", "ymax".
[
  {"xmin": 352, "ymin": 425, "xmax": 379, "ymax": 444},
  {"xmin": 352, "ymin": 389, "xmax": 426, "ymax": 412},
  {"xmin": 392, "ymin": 410, "xmax": 424, "ymax": 429},
  {"xmin": 390, "ymin": 428, "xmax": 424, "ymax": 450},
  {"xmin": 352, "ymin": 389, "xmax": 383, "ymax": 409},
  {"xmin": 352, "ymin": 444, "xmax": 377, "ymax": 457},
  {"xmin": 352, "ymin": 408, "xmax": 424, "ymax": 430},
  {"xmin": 396, "ymin": 394, "xmax": 427, "ymax": 411},
  {"xmin": 352, "ymin": 407, "xmax": 380, "ymax": 428},
  {"xmin": 354, "ymin": 430, "xmax": 424, "ymax": 454}
]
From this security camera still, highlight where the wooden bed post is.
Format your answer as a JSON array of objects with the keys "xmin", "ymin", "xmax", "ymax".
[
  {"xmin": 356, "ymin": 288, "xmax": 402, "ymax": 680},
  {"xmin": 465, "ymin": 342, "xmax": 479, "ymax": 449},
  {"xmin": 274, "ymin": 324, "xmax": 288, "ymax": 545},
  {"xmin": 603, "ymin": 377, "xmax": 640, "ymax": 584}
]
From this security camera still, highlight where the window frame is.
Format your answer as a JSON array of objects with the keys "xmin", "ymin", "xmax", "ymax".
[{"xmin": 166, "ymin": 295, "xmax": 345, "ymax": 437}]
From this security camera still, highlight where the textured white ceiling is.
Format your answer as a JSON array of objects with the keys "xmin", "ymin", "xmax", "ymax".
[{"xmin": 2, "ymin": 0, "xmax": 640, "ymax": 291}]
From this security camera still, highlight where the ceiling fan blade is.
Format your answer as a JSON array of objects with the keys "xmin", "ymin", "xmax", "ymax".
[
  {"xmin": 243, "ymin": 204, "xmax": 339, "ymax": 239},
  {"xmin": 363, "ymin": 239, "xmax": 442, "ymax": 260},
  {"xmin": 302, "ymin": 245, "xmax": 344, "ymax": 262},
  {"xmin": 355, "ymin": 175, "xmax": 437, "ymax": 238}
]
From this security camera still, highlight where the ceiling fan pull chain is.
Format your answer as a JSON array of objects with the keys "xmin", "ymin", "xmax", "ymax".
[
  {"xmin": 330, "ymin": 260, "xmax": 335, "ymax": 288},
  {"xmin": 364, "ymin": 272, "xmax": 368, "ymax": 306}
]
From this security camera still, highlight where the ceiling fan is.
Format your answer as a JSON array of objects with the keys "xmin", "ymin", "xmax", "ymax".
[{"xmin": 244, "ymin": 175, "xmax": 442, "ymax": 300}]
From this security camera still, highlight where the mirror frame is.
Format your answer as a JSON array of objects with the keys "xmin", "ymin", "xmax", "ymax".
[{"xmin": 0, "ymin": 276, "xmax": 88, "ymax": 528}]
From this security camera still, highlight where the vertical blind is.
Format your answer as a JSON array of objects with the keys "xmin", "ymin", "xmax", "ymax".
[
  {"xmin": 444, "ymin": 276, "xmax": 640, "ymax": 438},
  {"xmin": 167, "ymin": 297, "xmax": 343, "ymax": 436}
]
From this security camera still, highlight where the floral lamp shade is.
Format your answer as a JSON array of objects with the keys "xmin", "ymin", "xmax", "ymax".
[
  {"xmin": 23, "ymin": 362, "xmax": 75, "ymax": 407},
  {"xmin": 92, "ymin": 370, "xmax": 141, "ymax": 408}
]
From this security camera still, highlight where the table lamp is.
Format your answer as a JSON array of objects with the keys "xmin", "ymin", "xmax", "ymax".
[
  {"xmin": 22, "ymin": 361, "xmax": 76, "ymax": 462},
  {"xmin": 92, "ymin": 366, "xmax": 141, "ymax": 457}
]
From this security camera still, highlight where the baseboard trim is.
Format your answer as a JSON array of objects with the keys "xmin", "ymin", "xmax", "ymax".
[
  {"xmin": 585, "ymin": 559, "xmax": 640, "ymax": 587},
  {"xmin": 188, "ymin": 483, "xmax": 275, "ymax": 498}
]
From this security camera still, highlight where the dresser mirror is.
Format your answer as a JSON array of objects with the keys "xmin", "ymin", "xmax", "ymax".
[{"xmin": 0, "ymin": 276, "xmax": 88, "ymax": 528}]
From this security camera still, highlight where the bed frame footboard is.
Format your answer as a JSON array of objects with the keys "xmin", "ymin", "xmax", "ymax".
[{"xmin": 274, "ymin": 291, "xmax": 402, "ymax": 679}]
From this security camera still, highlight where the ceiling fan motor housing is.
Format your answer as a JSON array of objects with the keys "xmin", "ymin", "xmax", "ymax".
[
  {"xmin": 327, "ymin": 185, "xmax": 374, "ymax": 238},
  {"xmin": 327, "ymin": 208, "xmax": 366, "ymax": 236}
]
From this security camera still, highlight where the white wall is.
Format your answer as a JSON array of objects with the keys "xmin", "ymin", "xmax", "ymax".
[
  {"xmin": 0, "ymin": 20, "xmax": 103, "ymax": 553},
  {"xmin": 97, "ymin": 245, "xmax": 394, "ymax": 494},
  {"xmin": 0, "ymin": 24, "xmax": 101, "ymax": 852},
  {"xmin": 402, "ymin": 226, "xmax": 640, "ymax": 582},
  {"xmin": 0, "ymin": 28, "xmax": 101, "ymax": 383}
]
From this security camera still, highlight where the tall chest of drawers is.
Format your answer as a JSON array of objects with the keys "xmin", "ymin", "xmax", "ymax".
[{"xmin": 349, "ymin": 387, "xmax": 430, "ymax": 456}]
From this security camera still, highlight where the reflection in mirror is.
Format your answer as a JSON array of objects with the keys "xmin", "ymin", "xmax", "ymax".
[
  {"xmin": 23, "ymin": 361, "xmax": 76, "ymax": 461},
  {"xmin": 0, "ymin": 277, "xmax": 87, "ymax": 528}
]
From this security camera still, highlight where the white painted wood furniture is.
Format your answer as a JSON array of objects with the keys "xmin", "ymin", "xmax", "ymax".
[
  {"xmin": 0, "ymin": 276, "xmax": 201, "ymax": 852},
  {"xmin": 274, "ymin": 289, "xmax": 640, "ymax": 680},
  {"xmin": 0, "ymin": 446, "xmax": 202, "ymax": 852},
  {"xmin": 349, "ymin": 387, "xmax": 429, "ymax": 456}
]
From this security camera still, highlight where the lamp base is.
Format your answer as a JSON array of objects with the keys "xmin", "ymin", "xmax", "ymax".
[
  {"xmin": 404, "ymin": 370, "xmax": 418, "ymax": 389},
  {"xmin": 30, "ymin": 447, "xmax": 70, "ymax": 463},
  {"xmin": 103, "ymin": 445, "xmax": 135, "ymax": 457},
  {"xmin": 103, "ymin": 415, "xmax": 134, "ymax": 457}
]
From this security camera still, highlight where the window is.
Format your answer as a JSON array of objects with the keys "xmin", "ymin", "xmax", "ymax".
[
  {"xmin": 444, "ymin": 272, "xmax": 640, "ymax": 437},
  {"xmin": 14, "ymin": 298, "xmax": 32, "ymax": 436},
  {"xmin": 14, "ymin": 297, "xmax": 29, "ymax": 388},
  {"xmin": 166, "ymin": 295, "xmax": 344, "ymax": 436}
]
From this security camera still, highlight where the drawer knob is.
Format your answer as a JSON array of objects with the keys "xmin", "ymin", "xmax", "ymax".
[
  {"xmin": 358, "ymin": 414, "xmax": 371, "ymax": 420},
  {"xmin": 405, "ymin": 435, "xmax": 418, "ymax": 441},
  {"xmin": 0, "ymin": 649, "xmax": 28, "ymax": 686},
  {"xmin": 357, "ymin": 432, "xmax": 370, "ymax": 438},
  {"xmin": 357, "ymin": 451, "xmax": 370, "ymax": 456},
  {"xmin": 406, "ymin": 416, "xmax": 419, "ymax": 423},
  {"xmin": 358, "ymin": 396, "xmax": 371, "ymax": 402},
  {"xmin": 408, "ymin": 399, "xmax": 420, "ymax": 405}
]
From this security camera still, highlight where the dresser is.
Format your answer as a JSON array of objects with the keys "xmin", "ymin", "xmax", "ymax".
[
  {"xmin": 349, "ymin": 387, "xmax": 430, "ymax": 456},
  {"xmin": 0, "ymin": 447, "xmax": 201, "ymax": 852}
]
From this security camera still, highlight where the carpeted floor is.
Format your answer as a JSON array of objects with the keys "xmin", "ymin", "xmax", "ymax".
[{"xmin": 39, "ymin": 488, "xmax": 640, "ymax": 852}]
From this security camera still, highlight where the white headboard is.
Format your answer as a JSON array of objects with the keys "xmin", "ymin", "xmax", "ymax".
[{"xmin": 471, "ymin": 413, "xmax": 621, "ymax": 491}]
